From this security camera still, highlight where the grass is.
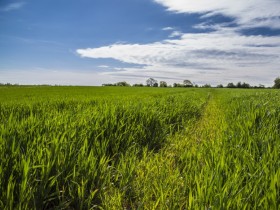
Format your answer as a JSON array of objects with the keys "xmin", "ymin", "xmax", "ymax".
[{"xmin": 0, "ymin": 86, "xmax": 279, "ymax": 209}]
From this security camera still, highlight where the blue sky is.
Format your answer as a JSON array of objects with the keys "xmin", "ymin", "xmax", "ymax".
[{"xmin": 0, "ymin": 0, "xmax": 280, "ymax": 86}]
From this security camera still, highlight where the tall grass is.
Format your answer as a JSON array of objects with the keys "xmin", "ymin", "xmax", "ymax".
[
  {"xmin": 0, "ymin": 87, "xmax": 279, "ymax": 209},
  {"xmin": 99, "ymin": 89, "xmax": 280, "ymax": 209},
  {"xmin": 129, "ymin": 89, "xmax": 280, "ymax": 209},
  {"xmin": 0, "ymin": 87, "xmax": 207, "ymax": 209}
]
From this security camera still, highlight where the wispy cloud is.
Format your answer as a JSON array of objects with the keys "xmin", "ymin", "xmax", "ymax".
[
  {"xmin": 77, "ymin": 28, "xmax": 280, "ymax": 85},
  {"xmin": 153, "ymin": 0, "xmax": 280, "ymax": 29},
  {"xmin": 168, "ymin": 31, "xmax": 183, "ymax": 38},
  {"xmin": 0, "ymin": 2, "xmax": 25, "ymax": 12},
  {"xmin": 162, "ymin": 27, "xmax": 174, "ymax": 31},
  {"xmin": 98, "ymin": 65, "xmax": 110, "ymax": 68},
  {"xmin": 76, "ymin": 0, "xmax": 280, "ymax": 85}
]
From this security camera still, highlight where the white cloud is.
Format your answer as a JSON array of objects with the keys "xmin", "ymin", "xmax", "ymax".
[
  {"xmin": 77, "ymin": 28, "xmax": 280, "ymax": 85},
  {"xmin": 153, "ymin": 0, "xmax": 280, "ymax": 29},
  {"xmin": 0, "ymin": 2, "xmax": 25, "ymax": 12},
  {"xmin": 162, "ymin": 27, "xmax": 174, "ymax": 31},
  {"xmin": 98, "ymin": 65, "xmax": 109, "ymax": 68},
  {"xmin": 169, "ymin": 31, "xmax": 183, "ymax": 38},
  {"xmin": 75, "ymin": 1, "xmax": 280, "ymax": 86}
]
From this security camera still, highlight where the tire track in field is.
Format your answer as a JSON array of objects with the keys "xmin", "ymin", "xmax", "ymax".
[
  {"xmin": 111, "ymin": 91, "xmax": 227, "ymax": 208},
  {"xmin": 166, "ymin": 90, "xmax": 226, "ymax": 155},
  {"xmin": 191, "ymin": 91, "xmax": 227, "ymax": 143}
]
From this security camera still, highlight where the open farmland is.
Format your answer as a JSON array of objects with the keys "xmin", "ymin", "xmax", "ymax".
[{"xmin": 0, "ymin": 86, "xmax": 279, "ymax": 209}]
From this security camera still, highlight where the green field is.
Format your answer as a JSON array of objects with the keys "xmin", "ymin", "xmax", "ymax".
[{"xmin": 0, "ymin": 86, "xmax": 279, "ymax": 209}]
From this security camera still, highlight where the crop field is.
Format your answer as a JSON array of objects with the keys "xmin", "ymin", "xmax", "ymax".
[{"xmin": 0, "ymin": 86, "xmax": 279, "ymax": 209}]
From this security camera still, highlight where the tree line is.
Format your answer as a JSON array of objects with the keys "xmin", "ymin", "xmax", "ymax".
[
  {"xmin": 102, "ymin": 77, "xmax": 280, "ymax": 89},
  {"xmin": 1, "ymin": 77, "xmax": 279, "ymax": 88}
]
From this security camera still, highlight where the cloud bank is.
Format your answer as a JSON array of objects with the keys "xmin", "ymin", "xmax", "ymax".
[
  {"xmin": 153, "ymin": 0, "xmax": 280, "ymax": 29},
  {"xmin": 77, "ymin": 0, "xmax": 280, "ymax": 85}
]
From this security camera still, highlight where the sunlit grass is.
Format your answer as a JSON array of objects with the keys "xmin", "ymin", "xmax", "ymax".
[{"xmin": 0, "ymin": 87, "xmax": 279, "ymax": 209}]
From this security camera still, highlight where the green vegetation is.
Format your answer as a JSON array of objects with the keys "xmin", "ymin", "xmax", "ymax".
[
  {"xmin": 0, "ymin": 86, "xmax": 279, "ymax": 209},
  {"xmin": 274, "ymin": 77, "xmax": 280, "ymax": 89}
]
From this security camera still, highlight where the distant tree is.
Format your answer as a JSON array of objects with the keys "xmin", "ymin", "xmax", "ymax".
[
  {"xmin": 103, "ymin": 81, "xmax": 130, "ymax": 86},
  {"xmin": 173, "ymin": 83, "xmax": 184, "ymax": 87},
  {"xmin": 227, "ymin": 83, "xmax": 236, "ymax": 88},
  {"xmin": 241, "ymin": 82, "xmax": 250, "ymax": 88},
  {"xmin": 273, "ymin": 77, "xmax": 280, "ymax": 89},
  {"xmin": 102, "ymin": 83, "xmax": 115, "ymax": 86},
  {"xmin": 159, "ymin": 81, "xmax": 167, "ymax": 87},
  {"xmin": 183, "ymin": 80, "xmax": 193, "ymax": 87},
  {"xmin": 236, "ymin": 82, "xmax": 242, "ymax": 88},
  {"xmin": 115, "ymin": 81, "xmax": 130, "ymax": 86},
  {"xmin": 146, "ymin": 78, "xmax": 157, "ymax": 87},
  {"xmin": 202, "ymin": 84, "xmax": 211, "ymax": 88},
  {"xmin": 236, "ymin": 82, "xmax": 250, "ymax": 88},
  {"xmin": 133, "ymin": 83, "xmax": 144, "ymax": 87},
  {"xmin": 258, "ymin": 84, "xmax": 265, "ymax": 89},
  {"xmin": 217, "ymin": 84, "xmax": 224, "ymax": 88},
  {"xmin": 153, "ymin": 82, "xmax": 159, "ymax": 87}
]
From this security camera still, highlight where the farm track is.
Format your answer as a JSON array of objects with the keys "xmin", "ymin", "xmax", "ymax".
[
  {"xmin": 136, "ymin": 91, "xmax": 224, "ymax": 166},
  {"xmin": 127, "ymin": 92, "xmax": 225, "ymax": 208},
  {"xmin": 163, "ymin": 91, "xmax": 225, "ymax": 157},
  {"xmin": 126, "ymin": 91, "xmax": 225, "ymax": 209},
  {"xmin": 191, "ymin": 92, "xmax": 226, "ymax": 143},
  {"xmin": 126, "ymin": 90, "xmax": 280, "ymax": 209}
]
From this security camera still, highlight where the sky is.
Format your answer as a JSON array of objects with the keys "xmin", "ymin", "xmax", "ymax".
[{"xmin": 0, "ymin": 0, "xmax": 280, "ymax": 86}]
